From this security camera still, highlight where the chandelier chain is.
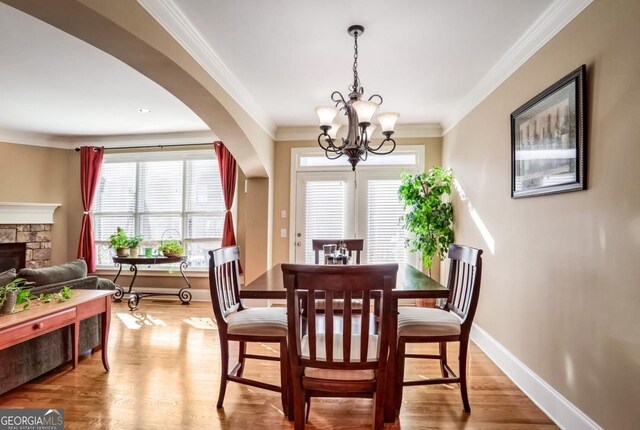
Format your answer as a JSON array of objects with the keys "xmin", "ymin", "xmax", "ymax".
[{"xmin": 351, "ymin": 31, "xmax": 360, "ymax": 92}]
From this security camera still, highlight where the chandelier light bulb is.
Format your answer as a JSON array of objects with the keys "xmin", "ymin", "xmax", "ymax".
[
  {"xmin": 327, "ymin": 123, "xmax": 342, "ymax": 139},
  {"xmin": 377, "ymin": 112, "xmax": 400, "ymax": 132},
  {"xmin": 352, "ymin": 100, "xmax": 379, "ymax": 124},
  {"xmin": 315, "ymin": 106, "xmax": 339, "ymax": 126}
]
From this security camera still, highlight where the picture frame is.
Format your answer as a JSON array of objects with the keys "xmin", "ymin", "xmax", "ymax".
[{"xmin": 511, "ymin": 65, "xmax": 586, "ymax": 198}]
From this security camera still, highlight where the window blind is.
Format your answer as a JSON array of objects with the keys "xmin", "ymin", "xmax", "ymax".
[
  {"xmin": 366, "ymin": 179, "xmax": 407, "ymax": 263},
  {"xmin": 303, "ymin": 180, "xmax": 346, "ymax": 263},
  {"xmin": 92, "ymin": 155, "xmax": 226, "ymax": 268}
]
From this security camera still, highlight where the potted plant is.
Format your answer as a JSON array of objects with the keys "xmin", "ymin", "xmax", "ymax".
[
  {"xmin": 109, "ymin": 227, "xmax": 130, "ymax": 257},
  {"xmin": 158, "ymin": 240, "xmax": 184, "ymax": 257},
  {"xmin": 0, "ymin": 278, "xmax": 30, "ymax": 314},
  {"xmin": 126, "ymin": 235, "xmax": 143, "ymax": 258},
  {"xmin": 399, "ymin": 167, "xmax": 455, "ymax": 274}
]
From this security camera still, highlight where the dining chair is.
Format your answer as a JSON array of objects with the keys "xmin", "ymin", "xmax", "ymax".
[
  {"xmin": 208, "ymin": 246, "xmax": 290, "ymax": 415},
  {"xmin": 282, "ymin": 263, "xmax": 397, "ymax": 430},
  {"xmin": 394, "ymin": 244, "xmax": 483, "ymax": 414},
  {"xmin": 312, "ymin": 239, "xmax": 364, "ymax": 264}
]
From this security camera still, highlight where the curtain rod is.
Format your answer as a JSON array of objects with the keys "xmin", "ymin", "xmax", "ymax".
[{"xmin": 74, "ymin": 142, "xmax": 214, "ymax": 151}]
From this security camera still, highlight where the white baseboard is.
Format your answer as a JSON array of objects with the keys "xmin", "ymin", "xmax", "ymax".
[{"xmin": 470, "ymin": 324, "xmax": 602, "ymax": 430}]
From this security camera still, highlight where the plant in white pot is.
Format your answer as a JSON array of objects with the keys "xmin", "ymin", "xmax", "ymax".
[
  {"xmin": 399, "ymin": 167, "xmax": 455, "ymax": 276},
  {"xmin": 126, "ymin": 236, "xmax": 143, "ymax": 258}
]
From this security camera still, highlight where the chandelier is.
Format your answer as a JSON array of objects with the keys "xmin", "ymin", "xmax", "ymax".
[{"xmin": 315, "ymin": 25, "xmax": 399, "ymax": 171}]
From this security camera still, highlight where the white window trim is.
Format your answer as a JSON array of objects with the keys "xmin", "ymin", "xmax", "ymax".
[
  {"xmin": 288, "ymin": 145, "xmax": 425, "ymax": 263},
  {"xmin": 94, "ymin": 149, "xmax": 236, "ymax": 272}
]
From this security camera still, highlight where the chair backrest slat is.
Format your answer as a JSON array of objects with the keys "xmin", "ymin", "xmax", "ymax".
[
  {"xmin": 360, "ymin": 292, "xmax": 370, "ymax": 362},
  {"xmin": 283, "ymin": 264, "xmax": 397, "ymax": 372},
  {"xmin": 308, "ymin": 288, "xmax": 317, "ymax": 361},
  {"xmin": 325, "ymin": 290, "xmax": 334, "ymax": 361},
  {"xmin": 312, "ymin": 239, "xmax": 364, "ymax": 264},
  {"xmin": 445, "ymin": 245, "xmax": 483, "ymax": 332},
  {"xmin": 208, "ymin": 246, "xmax": 243, "ymax": 327},
  {"xmin": 343, "ymin": 290, "xmax": 352, "ymax": 363}
]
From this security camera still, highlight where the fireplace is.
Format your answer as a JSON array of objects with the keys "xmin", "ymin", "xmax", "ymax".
[{"xmin": 0, "ymin": 243, "xmax": 26, "ymax": 272}]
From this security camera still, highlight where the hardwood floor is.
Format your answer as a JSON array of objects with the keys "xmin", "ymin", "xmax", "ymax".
[{"xmin": 0, "ymin": 301, "xmax": 556, "ymax": 429}]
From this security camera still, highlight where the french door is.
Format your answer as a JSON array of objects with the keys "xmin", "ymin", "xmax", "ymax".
[{"xmin": 293, "ymin": 169, "xmax": 415, "ymax": 265}]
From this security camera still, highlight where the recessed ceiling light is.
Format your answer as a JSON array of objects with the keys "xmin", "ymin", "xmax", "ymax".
[{"xmin": 138, "ymin": 108, "xmax": 151, "ymax": 113}]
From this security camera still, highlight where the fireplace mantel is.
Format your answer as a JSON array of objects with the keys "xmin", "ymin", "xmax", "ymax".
[{"xmin": 0, "ymin": 202, "xmax": 61, "ymax": 224}]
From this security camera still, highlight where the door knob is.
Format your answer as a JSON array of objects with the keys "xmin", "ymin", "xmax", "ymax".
[
  {"xmin": 296, "ymin": 233, "xmax": 302, "ymax": 237},
  {"xmin": 296, "ymin": 242, "xmax": 301, "ymax": 246}
]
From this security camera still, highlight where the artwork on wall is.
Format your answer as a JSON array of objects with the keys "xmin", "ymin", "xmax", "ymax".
[{"xmin": 511, "ymin": 65, "xmax": 586, "ymax": 198}]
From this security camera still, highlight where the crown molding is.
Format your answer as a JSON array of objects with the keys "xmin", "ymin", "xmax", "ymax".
[
  {"xmin": 0, "ymin": 129, "xmax": 73, "ymax": 149},
  {"xmin": 442, "ymin": 0, "xmax": 593, "ymax": 135},
  {"xmin": 275, "ymin": 123, "xmax": 442, "ymax": 142},
  {"xmin": 68, "ymin": 130, "xmax": 218, "ymax": 148},
  {"xmin": 137, "ymin": 0, "xmax": 277, "ymax": 139},
  {"xmin": 0, "ymin": 129, "xmax": 218, "ymax": 150}
]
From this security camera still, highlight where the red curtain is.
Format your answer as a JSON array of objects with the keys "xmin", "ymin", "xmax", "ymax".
[
  {"xmin": 77, "ymin": 146, "xmax": 104, "ymax": 273},
  {"xmin": 214, "ymin": 142, "xmax": 238, "ymax": 247}
]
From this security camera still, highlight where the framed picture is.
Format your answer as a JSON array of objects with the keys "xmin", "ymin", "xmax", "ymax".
[{"xmin": 511, "ymin": 65, "xmax": 586, "ymax": 198}]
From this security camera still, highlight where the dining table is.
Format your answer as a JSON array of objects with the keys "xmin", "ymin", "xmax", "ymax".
[{"xmin": 241, "ymin": 262, "xmax": 450, "ymax": 423}]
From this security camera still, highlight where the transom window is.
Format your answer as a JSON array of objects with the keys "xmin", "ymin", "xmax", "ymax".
[{"xmin": 93, "ymin": 150, "xmax": 226, "ymax": 269}]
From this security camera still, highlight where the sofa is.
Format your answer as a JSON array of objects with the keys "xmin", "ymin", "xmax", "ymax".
[{"xmin": 0, "ymin": 259, "xmax": 117, "ymax": 394}]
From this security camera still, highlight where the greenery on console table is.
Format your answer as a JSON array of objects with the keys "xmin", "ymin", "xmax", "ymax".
[
  {"xmin": 399, "ymin": 167, "xmax": 455, "ymax": 270},
  {"xmin": 0, "ymin": 283, "xmax": 74, "ymax": 314}
]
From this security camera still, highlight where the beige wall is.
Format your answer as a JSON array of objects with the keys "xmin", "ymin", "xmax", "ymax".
[
  {"xmin": 442, "ymin": 1, "xmax": 640, "ymax": 428},
  {"xmin": 0, "ymin": 142, "xmax": 72, "ymax": 265},
  {"xmin": 271, "ymin": 137, "xmax": 443, "ymax": 275}
]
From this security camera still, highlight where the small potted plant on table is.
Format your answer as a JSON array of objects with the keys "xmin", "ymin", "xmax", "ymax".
[
  {"xmin": 109, "ymin": 227, "xmax": 131, "ymax": 257},
  {"xmin": 0, "ymin": 278, "xmax": 30, "ymax": 314},
  {"xmin": 126, "ymin": 235, "xmax": 143, "ymax": 258}
]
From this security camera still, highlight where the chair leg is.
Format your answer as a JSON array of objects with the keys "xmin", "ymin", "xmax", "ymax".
[
  {"xmin": 395, "ymin": 339, "xmax": 407, "ymax": 415},
  {"xmin": 217, "ymin": 337, "xmax": 229, "ymax": 409},
  {"xmin": 373, "ymin": 377, "xmax": 386, "ymax": 430},
  {"xmin": 279, "ymin": 339, "xmax": 289, "ymax": 416},
  {"xmin": 304, "ymin": 394, "xmax": 311, "ymax": 423},
  {"xmin": 237, "ymin": 341, "xmax": 246, "ymax": 378},
  {"xmin": 292, "ymin": 371, "xmax": 306, "ymax": 430},
  {"xmin": 459, "ymin": 340, "xmax": 471, "ymax": 413},
  {"xmin": 439, "ymin": 341, "xmax": 449, "ymax": 378}
]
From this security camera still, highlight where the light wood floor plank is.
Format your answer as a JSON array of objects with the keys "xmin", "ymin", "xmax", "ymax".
[{"xmin": 0, "ymin": 301, "xmax": 556, "ymax": 429}]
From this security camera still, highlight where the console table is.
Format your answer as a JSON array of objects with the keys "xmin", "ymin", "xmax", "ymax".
[
  {"xmin": 112, "ymin": 256, "xmax": 193, "ymax": 310},
  {"xmin": 0, "ymin": 289, "xmax": 114, "ymax": 371}
]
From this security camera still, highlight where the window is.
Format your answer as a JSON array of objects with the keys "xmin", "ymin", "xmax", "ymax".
[
  {"xmin": 93, "ymin": 151, "xmax": 226, "ymax": 269},
  {"xmin": 291, "ymin": 146, "xmax": 423, "ymax": 266}
]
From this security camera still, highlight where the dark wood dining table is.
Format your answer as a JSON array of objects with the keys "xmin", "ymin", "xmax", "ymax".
[{"xmin": 241, "ymin": 263, "xmax": 450, "ymax": 423}]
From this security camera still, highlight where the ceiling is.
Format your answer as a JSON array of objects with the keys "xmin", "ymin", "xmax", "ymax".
[
  {"xmin": 0, "ymin": 0, "xmax": 589, "ymax": 143},
  {"xmin": 0, "ymin": 3, "xmax": 208, "ymax": 139}
]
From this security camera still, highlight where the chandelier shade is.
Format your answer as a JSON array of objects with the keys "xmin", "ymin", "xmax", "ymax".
[
  {"xmin": 377, "ymin": 112, "xmax": 400, "ymax": 132},
  {"xmin": 315, "ymin": 106, "xmax": 339, "ymax": 126},
  {"xmin": 314, "ymin": 25, "xmax": 399, "ymax": 170}
]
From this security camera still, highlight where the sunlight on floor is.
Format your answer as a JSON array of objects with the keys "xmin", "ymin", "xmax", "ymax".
[
  {"xmin": 182, "ymin": 317, "xmax": 217, "ymax": 330},
  {"xmin": 454, "ymin": 179, "xmax": 496, "ymax": 254},
  {"xmin": 116, "ymin": 312, "xmax": 167, "ymax": 330}
]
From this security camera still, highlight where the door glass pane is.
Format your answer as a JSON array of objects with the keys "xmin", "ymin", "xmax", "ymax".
[
  {"xmin": 366, "ymin": 179, "xmax": 406, "ymax": 263},
  {"xmin": 304, "ymin": 180, "xmax": 346, "ymax": 263}
]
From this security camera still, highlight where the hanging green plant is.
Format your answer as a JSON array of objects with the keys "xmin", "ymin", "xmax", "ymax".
[{"xmin": 399, "ymin": 167, "xmax": 455, "ymax": 270}]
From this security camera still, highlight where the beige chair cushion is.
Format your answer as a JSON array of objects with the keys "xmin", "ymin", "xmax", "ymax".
[
  {"xmin": 301, "ymin": 333, "xmax": 378, "ymax": 381},
  {"xmin": 227, "ymin": 307, "xmax": 288, "ymax": 337},
  {"xmin": 397, "ymin": 307, "xmax": 461, "ymax": 337}
]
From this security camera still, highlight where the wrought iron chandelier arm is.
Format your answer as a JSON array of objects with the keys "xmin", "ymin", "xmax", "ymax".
[
  {"xmin": 368, "ymin": 94, "xmax": 383, "ymax": 105},
  {"xmin": 331, "ymin": 91, "xmax": 348, "ymax": 111},
  {"xmin": 366, "ymin": 136, "xmax": 397, "ymax": 155}
]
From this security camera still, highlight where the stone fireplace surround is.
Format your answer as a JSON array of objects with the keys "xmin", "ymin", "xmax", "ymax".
[{"xmin": 0, "ymin": 224, "xmax": 52, "ymax": 269}]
